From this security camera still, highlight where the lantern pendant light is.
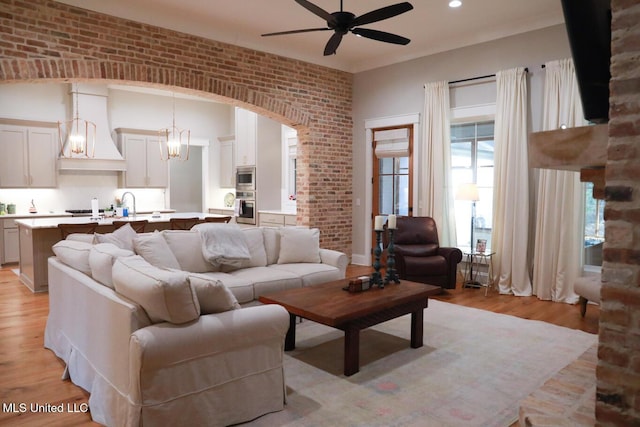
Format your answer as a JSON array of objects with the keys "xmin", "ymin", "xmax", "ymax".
[
  {"xmin": 58, "ymin": 82, "xmax": 96, "ymax": 158},
  {"xmin": 158, "ymin": 93, "xmax": 190, "ymax": 161}
]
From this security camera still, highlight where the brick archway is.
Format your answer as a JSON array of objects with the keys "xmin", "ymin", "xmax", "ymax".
[{"xmin": 0, "ymin": 58, "xmax": 311, "ymax": 128}]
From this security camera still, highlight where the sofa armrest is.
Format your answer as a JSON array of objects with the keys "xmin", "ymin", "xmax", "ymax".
[
  {"xmin": 130, "ymin": 305, "xmax": 289, "ymax": 370},
  {"xmin": 127, "ymin": 304, "xmax": 290, "ymax": 415},
  {"xmin": 319, "ymin": 248, "xmax": 349, "ymax": 278}
]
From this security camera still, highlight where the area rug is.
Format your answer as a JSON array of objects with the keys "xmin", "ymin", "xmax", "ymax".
[{"xmin": 245, "ymin": 300, "xmax": 597, "ymax": 427}]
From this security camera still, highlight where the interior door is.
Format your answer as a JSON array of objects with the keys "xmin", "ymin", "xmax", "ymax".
[{"xmin": 372, "ymin": 125, "xmax": 413, "ymax": 259}]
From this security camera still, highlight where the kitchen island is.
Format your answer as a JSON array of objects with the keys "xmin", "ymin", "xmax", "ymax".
[{"xmin": 16, "ymin": 212, "xmax": 230, "ymax": 293}]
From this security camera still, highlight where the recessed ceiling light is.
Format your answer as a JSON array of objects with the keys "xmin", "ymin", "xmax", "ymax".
[{"xmin": 449, "ymin": 0, "xmax": 462, "ymax": 7}]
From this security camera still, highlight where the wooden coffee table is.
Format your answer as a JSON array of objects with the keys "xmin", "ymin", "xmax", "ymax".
[{"xmin": 259, "ymin": 278, "xmax": 441, "ymax": 376}]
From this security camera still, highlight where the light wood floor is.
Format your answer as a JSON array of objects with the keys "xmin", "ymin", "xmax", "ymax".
[{"xmin": 0, "ymin": 264, "xmax": 599, "ymax": 426}]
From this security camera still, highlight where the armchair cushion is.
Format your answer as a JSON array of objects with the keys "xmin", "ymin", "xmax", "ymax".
[
  {"xmin": 395, "ymin": 243, "xmax": 439, "ymax": 257},
  {"xmin": 402, "ymin": 255, "xmax": 448, "ymax": 276}
]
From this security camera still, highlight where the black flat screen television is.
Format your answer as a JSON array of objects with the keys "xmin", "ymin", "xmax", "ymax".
[{"xmin": 560, "ymin": 0, "xmax": 611, "ymax": 124}]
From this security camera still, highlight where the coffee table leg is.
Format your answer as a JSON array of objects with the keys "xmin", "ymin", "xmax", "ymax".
[
  {"xmin": 344, "ymin": 326, "xmax": 360, "ymax": 376},
  {"xmin": 285, "ymin": 313, "xmax": 296, "ymax": 351},
  {"xmin": 410, "ymin": 308, "xmax": 424, "ymax": 348}
]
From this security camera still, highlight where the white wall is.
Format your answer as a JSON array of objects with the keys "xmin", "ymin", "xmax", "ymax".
[
  {"xmin": 0, "ymin": 83, "xmax": 232, "ymax": 214},
  {"xmin": 350, "ymin": 24, "xmax": 573, "ymax": 263}
]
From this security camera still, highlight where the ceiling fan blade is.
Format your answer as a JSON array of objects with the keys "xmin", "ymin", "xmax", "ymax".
[
  {"xmin": 295, "ymin": 0, "xmax": 337, "ymax": 26},
  {"xmin": 351, "ymin": 28, "xmax": 411, "ymax": 45},
  {"xmin": 324, "ymin": 32, "xmax": 344, "ymax": 56},
  {"xmin": 262, "ymin": 27, "xmax": 330, "ymax": 37},
  {"xmin": 351, "ymin": 2, "xmax": 413, "ymax": 27}
]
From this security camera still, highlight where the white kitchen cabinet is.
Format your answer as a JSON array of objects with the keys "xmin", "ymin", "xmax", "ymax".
[
  {"xmin": 0, "ymin": 121, "xmax": 57, "ymax": 188},
  {"xmin": 219, "ymin": 136, "xmax": 235, "ymax": 188},
  {"xmin": 116, "ymin": 128, "xmax": 168, "ymax": 188},
  {"xmin": 258, "ymin": 212, "xmax": 296, "ymax": 227},
  {"xmin": 1, "ymin": 218, "xmax": 19, "ymax": 264},
  {"xmin": 234, "ymin": 108, "xmax": 256, "ymax": 167}
]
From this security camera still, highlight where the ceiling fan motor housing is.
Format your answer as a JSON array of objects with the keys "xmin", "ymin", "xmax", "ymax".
[{"xmin": 329, "ymin": 11, "xmax": 356, "ymax": 34}]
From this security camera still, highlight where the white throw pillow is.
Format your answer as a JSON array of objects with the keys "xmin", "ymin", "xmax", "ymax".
[
  {"xmin": 162, "ymin": 230, "xmax": 215, "ymax": 273},
  {"xmin": 112, "ymin": 256, "xmax": 200, "ymax": 324},
  {"xmin": 95, "ymin": 223, "xmax": 138, "ymax": 251},
  {"xmin": 52, "ymin": 240, "xmax": 93, "ymax": 276},
  {"xmin": 277, "ymin": 227, "xmax": 321, "ymax": 264},
  {"xmin": 66, "ymin": 233, "xmax": 95, "ymax": 243},
  {"xmin": 133, "ymin": 231, "xmax": 181, "ymax": 270},
  {"xmin": 89, "ymin": 243, "xmax": 135, "ymax": 289},
  {"xmin": 186, "ymin": 272, "xmax": 241, "ymax": 314}
]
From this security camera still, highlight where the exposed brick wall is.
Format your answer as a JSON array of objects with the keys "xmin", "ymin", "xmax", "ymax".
[
  {"xmin": 599, "ymin": 0, "xmax": 640, "ymax": 425},
  {"xmin": 0, "ymin": 0, "xmax": 353, "ymax": 255}
]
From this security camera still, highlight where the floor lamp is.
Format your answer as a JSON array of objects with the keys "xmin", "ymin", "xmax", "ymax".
[{"xmin": 456, "ymin": 183, "xmax": 480, "ymax": 286}]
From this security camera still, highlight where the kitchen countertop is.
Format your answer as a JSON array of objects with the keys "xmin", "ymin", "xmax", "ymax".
[
  {"xmin": 258, "ymin": 210, "xmax": 296, "ymax": 215},
  {"xmin": 0, "ymin": 212, "xmax": 72, "ymax": 219},
  {"xmin": 15, "ymin": 212, "xmax": 227, "ymax": 229}
]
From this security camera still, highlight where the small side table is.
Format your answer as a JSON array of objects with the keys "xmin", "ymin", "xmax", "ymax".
[{"xmin": 462, "ymin": 251, "xmax": 495, "ymax": 296}]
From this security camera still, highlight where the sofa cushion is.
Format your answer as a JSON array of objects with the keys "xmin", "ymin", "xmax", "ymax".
[
  {"xmin": 277, "ymin": 227, "xmax": 321, "ymax": 264},
  {"xmin": 52, "ymin": 240, "xmax": 93, "ymax": 276},
  {"xmin": 112, "ymin": 256, "xmax": 200, "ymax": 324},
  {"xmin": 192, "ymin": 272, "xmax": 255, "ymax": 304},
  {"xmin": 162, "ymin": 230, "xmax": 216, "ymax": 273},
  {"xmin": 269, "ymin": 263, "xmax": 342, "ymax": 287},
  {"xmin": 94, "ymin": 223, "xmax": 138, "ymax": 251},
  {"xmin": 185, "ymin": 272, "xmax": 241, "ymax": 313},
  {"xmin": 133, "ymin": 232, "xmax": 181, "ymax": 270},
  {"xmin": 230, "ymin": 266, "xmax": 301, "ymax": 299},
  {"xmin": 262, "ymin": 227, "xmax": 281, "ymax": 265},
  {"xmin": 89, "ymin": 243, "xmax": 135, "ymax": 289}
]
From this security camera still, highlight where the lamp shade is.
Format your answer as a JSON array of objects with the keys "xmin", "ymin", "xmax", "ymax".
[{"xmin": 456, "ymin": 183, "xmax": 479, "ymax": 201}]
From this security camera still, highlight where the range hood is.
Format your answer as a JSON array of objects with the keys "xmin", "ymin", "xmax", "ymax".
[{"xmin": 58, "ymin": 83, "xmax": 127, "ymax": 171}]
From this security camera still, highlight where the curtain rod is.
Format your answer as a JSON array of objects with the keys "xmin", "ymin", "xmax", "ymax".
[{"xmin": 448, "ymin": 67, "xmax": 530, "ymax": 85}]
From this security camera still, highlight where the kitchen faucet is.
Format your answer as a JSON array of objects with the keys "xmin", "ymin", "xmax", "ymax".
[{"xmin": 121, "ymin": 191, "xmax": 136, "ymax": 217}]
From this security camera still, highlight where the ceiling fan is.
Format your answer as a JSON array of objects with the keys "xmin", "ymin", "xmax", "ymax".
[{"xmin": 261, "ymin": 0, "xmax": 414, "ymax": 56}]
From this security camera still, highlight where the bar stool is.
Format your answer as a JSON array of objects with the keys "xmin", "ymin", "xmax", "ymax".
[
  {"xmin": 113, "ymin": 220, "xmax": 148, "ymax": 233},
  {"xmin": 169, "ymin": 217, "xmax": 204, "ymax": 230},
  {"xmin": 58, "ymin": 223, "xmax": 99, "ymax": 239},
  {"xmin": 204, "ymin": 216, "xmax": 232, "ymax": 223}
]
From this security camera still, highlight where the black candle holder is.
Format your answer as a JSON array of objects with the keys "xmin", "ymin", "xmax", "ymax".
[
  {"xmin": 371, "ymin": 229, "xmax": 385, "ymax": 288},
  {"xmin": 385, "ymin": 229, "xmax": 400, "ymax": 284}
]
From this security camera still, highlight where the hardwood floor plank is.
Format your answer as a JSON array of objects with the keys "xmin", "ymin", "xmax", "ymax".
[{"xmin": 0, "ymin": 264, "xmax": 598, "ymax": 426}]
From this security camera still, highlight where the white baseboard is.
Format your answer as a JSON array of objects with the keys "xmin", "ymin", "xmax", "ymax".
[{"xmin": 351, "ymin": 254, "xmax": 369, "ymax": 266}]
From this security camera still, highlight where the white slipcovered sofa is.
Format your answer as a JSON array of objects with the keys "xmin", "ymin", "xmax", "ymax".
[{"xmin": 44, "ymin": 223, "xmax": 348, "ymax": 426}]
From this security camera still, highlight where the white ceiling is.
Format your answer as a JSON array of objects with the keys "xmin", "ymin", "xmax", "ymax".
[{"xmin": 55, "ymin": 0, "xmax": 565, "ymax": 73}]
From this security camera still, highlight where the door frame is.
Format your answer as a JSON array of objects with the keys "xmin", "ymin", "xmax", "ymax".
[{"xmin": 357, "ymin": 113, "xmax": 420, "ymax": 266}]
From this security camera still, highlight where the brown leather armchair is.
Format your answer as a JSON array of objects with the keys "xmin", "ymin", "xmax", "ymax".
[{"xmin": 391, "ymin": 216, "xmax": 462, "ymax": 289}]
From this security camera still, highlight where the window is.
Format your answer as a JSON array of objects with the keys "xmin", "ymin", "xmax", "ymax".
[
  {"xmin": 584, "ymin": 182, "xmax": 604, "ymax": 266},
  {"xmin": 451, "ymin": 121, "xmax": 495, "ymax": 251},
  {"xmin": 378, "ymin": 156, "xmax": 410, "ymax": 216},
  {"xmin": 372, "ymin": 126, "xmax": 413, "ymax": 218}
]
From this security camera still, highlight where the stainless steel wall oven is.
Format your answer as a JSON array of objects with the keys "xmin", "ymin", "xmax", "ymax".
[{"xmin": 235, "ymin": 191, "xmax": 256, "ymax": 225}]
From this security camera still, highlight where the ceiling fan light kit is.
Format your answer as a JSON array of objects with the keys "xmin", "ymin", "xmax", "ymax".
[{"xmin": 262, "ymin": 0, "xmax": 414, "ymax": 56}]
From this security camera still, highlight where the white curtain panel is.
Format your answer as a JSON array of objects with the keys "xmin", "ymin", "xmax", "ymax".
[
  {"xmin": 532, "ymin": 59, "xmax": 586, "ymax": 303},
  {"xmin": 492, "ymin": 68, "xmax": 532, "ymax": 296},
  {"xmin": 421, "ymin": 81, "xmax": 456, "ymax": 246}
]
